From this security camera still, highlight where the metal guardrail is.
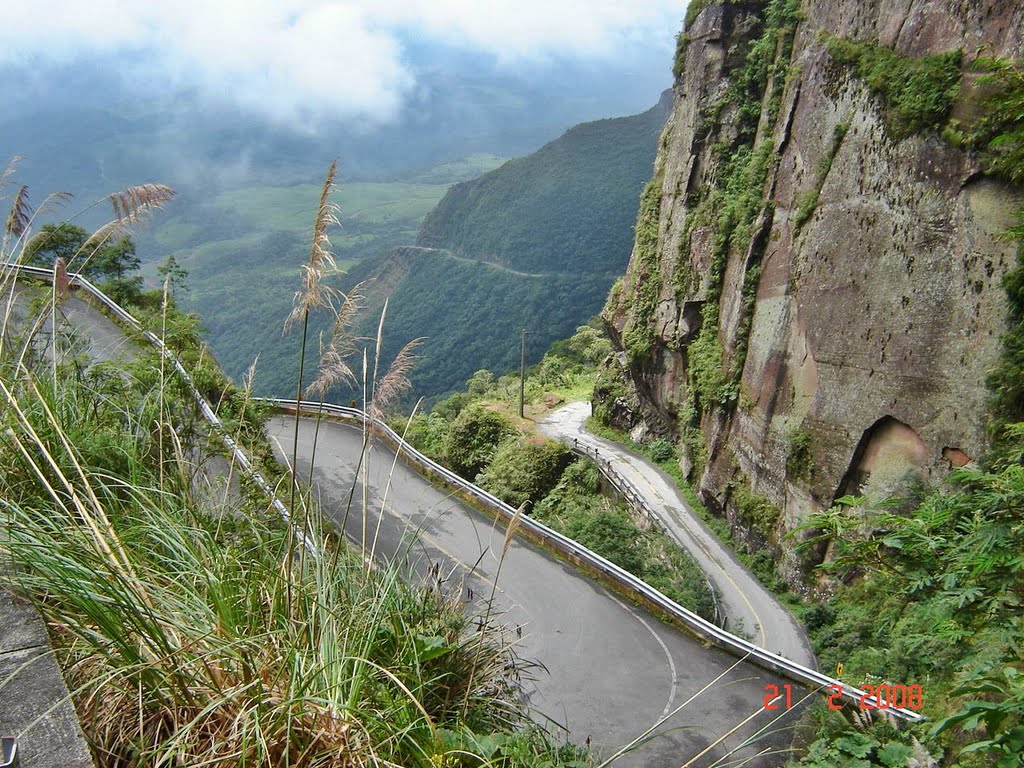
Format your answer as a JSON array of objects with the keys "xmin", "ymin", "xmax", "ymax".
[
  {"xmin": 565, "ymin": 439, "xmax": 723, "ymax": 629},
  {"xmin": 4, "ymin": 263, "xmax": 315, "ymax": 557},
  {"xmin": 259, "ymin": 397, "xmax": 924, "ymax": 722},
  {"xmin": 0, "ymin": 737, "xmax": 17, "ymax": 768},
  {"xmin": 5, "ymin": 262, "xmax": 921, "ymax": 723}
]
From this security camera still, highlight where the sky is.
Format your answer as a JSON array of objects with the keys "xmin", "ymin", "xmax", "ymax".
[{"xmin": 2, "ymin": 1, "xmax": 685, "ymax": 127}]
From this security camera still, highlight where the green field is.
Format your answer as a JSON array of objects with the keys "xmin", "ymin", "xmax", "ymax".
[
  {"xmin": 404, "ymin": 153, "xmax": 507, "ymax": 183},
  {"xmin": 211, "ymin": 182, "xmax": 449, "ymax": 232}
]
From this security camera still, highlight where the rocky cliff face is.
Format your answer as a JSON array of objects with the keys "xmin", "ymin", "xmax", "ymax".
[{"xmin": 599, "ymin": 0, "xmax": 1024, "ymax": 587}]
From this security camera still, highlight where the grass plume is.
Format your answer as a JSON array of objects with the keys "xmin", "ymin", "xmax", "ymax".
[
  {"xmin": 306, "ymin": 281, "xmax": 368, "ymax": 399},
  {"xmin": 85, "ymin": 183, "xmax": 176, "ymax": 253},
  {"xmin": 369, "ymin": 336, "xmax": 424, "ymax": 420},
  {"xmin": 5, "ymin": 184, "xmax": 30, "ymax": 239},
  {"xmin": 286, "ymin": 159, "xmax": 340, "ymax": 331}
]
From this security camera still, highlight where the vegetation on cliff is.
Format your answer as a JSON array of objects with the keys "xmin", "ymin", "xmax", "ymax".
[
  {"xmin": 609, "ymin": 0, "xmax": 802, "ymax": 487},
  {"xmin": 620, "ymin": 170, "xmax": 665, "ymax": 364},
  {"xmin": 976, "ymin": 58, "xmax": 1024, "ymax": 447},
  {"xmin": 791, "ymin": 56, "xmax": 1024, "ymax": 768},
  {"xmin": 825, "ymin": 37, "xmax": 963, "ymax": 137}
]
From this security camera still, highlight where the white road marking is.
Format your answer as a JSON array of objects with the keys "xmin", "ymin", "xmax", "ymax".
[{"xmin": 608, "ymin": 594, "xmax": 679, "ymax": 721}]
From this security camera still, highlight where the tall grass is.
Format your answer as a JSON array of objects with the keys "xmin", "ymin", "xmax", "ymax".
[
  {"xmin": 0, "ymin": 373, "xmax": 522, "ymax": 765},
  {"xmin": 0, "ymin": 166, "xmax": 564, "ymax": 767}
]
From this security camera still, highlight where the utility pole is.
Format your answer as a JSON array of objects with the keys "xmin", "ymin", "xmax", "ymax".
[{"xmin": 519, "ymin": 328, "xmax": 532, "ymax": 418}]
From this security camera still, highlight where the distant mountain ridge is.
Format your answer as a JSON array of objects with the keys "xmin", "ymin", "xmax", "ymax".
[
  {"xmin": 418, "ymin": 90, "xmax": 673, "ymax": 274},
  {"xmin": 345, "ymin": 91, "xmax": 672, "ymax": 398}
]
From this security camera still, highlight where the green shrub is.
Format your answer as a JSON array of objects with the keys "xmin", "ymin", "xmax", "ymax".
[
  {"xmin": 687, "ymin": 305, "xmax": 730, "ymax": 410},
  {"xmin": 648, "ymin": 438, "xmax": 675, "ymax": 463},
  {"xmin": 565, "ymin": 507, "xmax": 646, "ymax": 576},
  {"xmin": 466, "ymin": 368, "xmax": 496, "ymax": 396},
  {"xmin": 442, "ymin": 404, "xmax": 515, "ymax": 478},
  {"xmin": 592, "ymin": 364, "xmax": 628, "ymax": 426},
  {"xmin": 557, "ymin": 459, "xmax": 602, "ymax": 495},
  {"xmin": 680, "ymin": 425, "xmax": 708, "ymax": 477},
  {"xmin": 972, "ymin": 58, "xmax": 1024, "ymax": 186},
  {"xmin": 683, "ymin": 0, "xmax": 713, "ymax": 31},
  {"xmin": 673, "ymin": 30, "xmax": 690, "ymax": 80},
  {"xmin": 729, "ymin": 477, "xmax": 780, "ymax": 539},
  {"xmin": 791, "ymin": 426, "xmax": 1024, "ymax": 763},
  {"xmin": 973, "ymin": 58, "xmax": 1024, "ymax": 443},
  {"xmin": 403, "ymin": 412, "xmax": 451, "ymax": 460},
  {"xmin": 433, "ymin": 391, "xmax": 473, "ymax": 421},
  {"xmin": 477, "ymin": 439, "xmax": 574, "ymax": 509},
  {"xmin": 786, "ymin": 426, "xmax": 814, "ymax": 482},
  {"xmin": 620, "ymin": 173, "xmax": 664, "ymax": 364},
  {"xmin": 826, "ymin": 36, "xmax": 962, "ymax": 137},
  {"xmin": 793, "ymin": 123, "xmax": 849, "ymax": 230}
]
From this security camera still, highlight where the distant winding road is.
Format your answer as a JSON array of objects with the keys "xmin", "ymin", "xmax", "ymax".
[
  {"xmin": 539, "ymin": 402, "xmax": 814, "ymax": 668},
  {"xmin": 267, "ymin": 415, "xmax": 806, "ymax": 768}
]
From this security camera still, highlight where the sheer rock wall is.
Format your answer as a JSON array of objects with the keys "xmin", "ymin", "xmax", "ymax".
[{"xmin": 599, "ymin": 0, "xmax": 1024, "ymax": 587}]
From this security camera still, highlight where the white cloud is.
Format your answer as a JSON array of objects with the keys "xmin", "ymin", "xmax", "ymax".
[
  {"xmin": 376, "ymin": 0, "xmax": 680, "ymax": 62},
  {"xmin": 0, "ymin": 0, "xmax": 682, "ymax": 123}
]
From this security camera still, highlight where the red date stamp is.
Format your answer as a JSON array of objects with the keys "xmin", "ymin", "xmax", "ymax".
[
  {"xmin": 827, "ymin": 683, "xmax": 924, "ymax": 711},
  {"xmin": 762, "ymin": 683, "xmax": 795, "ymax": 710},
  {"xmin": 763, "ymin": 683, "xmax": 924, "ymax": 711}
]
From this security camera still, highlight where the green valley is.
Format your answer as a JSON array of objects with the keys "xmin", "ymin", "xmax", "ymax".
[
  {"xmin": 152, "ymin": 93, "xmax": 671, "ymax": 402},
  {"xmin": 339, "ymin": 91, "xmax": 673, "ymax": 400},
  {"xmin": 137, "ymin": 158, "xmax": 506, "ymax": 397}
]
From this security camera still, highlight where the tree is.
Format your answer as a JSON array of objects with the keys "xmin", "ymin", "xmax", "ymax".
[
  {"xmin": 442, "ymin": 404, "xmax": 514, "ymax": 478},
  {"xmin": 25, "ymin": 224, "xmax": 142, "ymax": 303},
  {"xmin": 92, "ymin": 236, "xmax": 139, "ymax": 280},
  {"xmin": 24, "ymin": 223, "xmax": 89, "ymax": 271},
  {"xmin": 476, "ymin": 438, "xmax": 573, "ymax": 508},
  {"xmin": 26, "ymin": 225, "xmax": 138, "ymax": 280},
  {"xmin": 466, "ymin": 369, "xmax": 494, "ymax": 396},
  {"xmin": 157, "ymin": 254, "xmax": 189, "ymax": 298}
]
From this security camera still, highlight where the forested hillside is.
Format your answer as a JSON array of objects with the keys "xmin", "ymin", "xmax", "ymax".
[
  {"xmin": 417, "ymin": 90, "xmax": 673, "ymax": 274},
  {"xmin": 340, "ymin": 91, "xmax": 672, "ymax": 399}
]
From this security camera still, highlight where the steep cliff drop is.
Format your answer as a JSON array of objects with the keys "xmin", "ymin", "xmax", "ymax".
[{"xmin": 597, "ymin": 0, "xmax": 1024, "ymax": 589}]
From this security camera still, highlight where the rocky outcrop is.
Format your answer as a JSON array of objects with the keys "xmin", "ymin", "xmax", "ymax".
[{"xmin": 600, "ymin": 0, "xmax": 1024, "ymax": 588}]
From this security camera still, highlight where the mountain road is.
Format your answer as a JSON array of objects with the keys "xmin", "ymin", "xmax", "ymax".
[
  {"xmin": 266, "ymin": 414, "xmax": 806, "ymax": 768},
  {"xmin": 538, "ymin": 402, "xmax": 814, "ymax": 669}
]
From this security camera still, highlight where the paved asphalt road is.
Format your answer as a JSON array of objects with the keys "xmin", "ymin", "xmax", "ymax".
[
  {"xmin": 538, "ymin": 402, "xmax": 814, "ymax": 668},
  {"xmin": 267, "ymin": 415, "xmax": 808, "ymax": 768},
  {"xmin": 2, "ymin": 284, "xmax": 137, "ymax": 364}
]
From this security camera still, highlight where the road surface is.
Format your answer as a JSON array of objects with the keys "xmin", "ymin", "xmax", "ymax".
[
  {"xmin": 267, "ymin": 415, "xmax": 806, "ymax": 768},
  {"xmin": 539, "ymin": 402, "xmax": 814, "ymax": 668},
  {"xmin": 2, "ymin": 283, "xmax": 137, "ymax": 363}
]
